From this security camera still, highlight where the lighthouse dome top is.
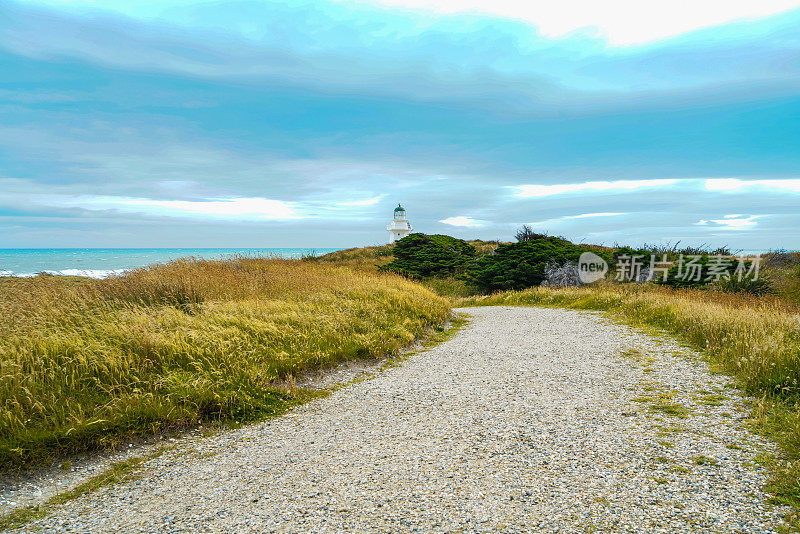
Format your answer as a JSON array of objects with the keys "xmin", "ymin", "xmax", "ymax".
[{"xmin": 394, "ymin": 204, "xmax": 405, "ymax": 213}]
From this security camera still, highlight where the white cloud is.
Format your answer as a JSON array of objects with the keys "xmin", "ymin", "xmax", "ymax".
[
  {"xmin": 11, "ymin": 193, "xmax": 305, "ymax": 221},
  {"xmin": 337, "ymin": 195, "xmax": 385, "ymax": 207},
  {"xmin": 513, "ymin": 179, "xmax": 680, "ymax": 198},
  {"xmin": 564, "ymin": 212, "xmax": 626, "ymax": 219},
  {"xmin": 345, "ymin": 0, "xmax": 800, "ymax": 45},
  {"xmin": 525, "ymin": 212, "xmax": 628, "ymax": 228},
  {"xmin": 511, "ymin": 177, "xmax": 800, "ymax": 201},
  {"xmin": 33, "ymin": 0, "xmax": 800, "ymax": 45},
  {"xmin": 700, "ymin": 215, "xmax": 760, "ymax": 229},
  {"xmin": 440, "ymin": 216, "xmax": 485, "ymax": 227},
  {"xmin": 704, "ymin": 178, "xmax": 800, "ymax": 193}
]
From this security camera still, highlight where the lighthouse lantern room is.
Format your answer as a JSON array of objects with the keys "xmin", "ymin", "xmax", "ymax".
[{"xmin": 387, "ymin": 203, "xmax": 413, "ymax": 243}]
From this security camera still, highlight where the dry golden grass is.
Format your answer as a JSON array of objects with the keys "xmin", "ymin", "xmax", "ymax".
[
  {"xmin": 310, "ymin": 245, "xmax": 395, "ymax": 272},
  {"xmin": 762, "ymin": 253, "xmax": 800, "ymax": 305},
  {"xmin": 0, "ymin": 257, "xmax": 450, "ymax": 469}
]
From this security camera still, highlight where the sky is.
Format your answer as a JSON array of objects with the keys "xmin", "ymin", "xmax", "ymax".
[{"xmin": 1, "ymin": 0, "xmax": 799, "ymax": 249}]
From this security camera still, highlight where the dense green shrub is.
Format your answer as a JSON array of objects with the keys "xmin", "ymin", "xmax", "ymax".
[
  {"xmin": 465, "ymin": 236, "xmax": 609, "ymax": 292},
  {"xmin": 714, "ymin": 274, "xmax": 773, "ymax": 296},
  {"xmin": 383, "ymin": 234, "xmax": 476, "ymax": 279}
]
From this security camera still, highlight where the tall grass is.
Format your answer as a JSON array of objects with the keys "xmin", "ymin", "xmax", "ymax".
[
  {"xmin": 310, "ymin": 245, "xmax": 394, "ymax": 272},
  {"xmin": 0, "ymin": 257, "xmax": 450, "ymax": 469},
  {"xmin": 461, "ymin": 284, "xmax": 800, "ymax": 523},
  {"xmin": 420, "ymin": 277, "xmax": 478, "ymax": 299}
]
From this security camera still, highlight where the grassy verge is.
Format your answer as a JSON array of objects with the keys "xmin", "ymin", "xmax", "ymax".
[
  {"xmin": 460, "ymin": 284, "xmax": 800, "ymax": 527},
  {"xmin": 0, "ymin": 257, "xmax": 450, "ymax": 470}
]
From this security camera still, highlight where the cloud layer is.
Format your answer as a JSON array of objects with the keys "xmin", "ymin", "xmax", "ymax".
[{"xmin": 1, "ymin": 0, "xmax": 799, "ymax": 249}]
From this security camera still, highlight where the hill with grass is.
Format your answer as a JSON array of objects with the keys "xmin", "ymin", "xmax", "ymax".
[{"xmin": 315, "ymin": 235, "xmax": 800, "ymax": 304}]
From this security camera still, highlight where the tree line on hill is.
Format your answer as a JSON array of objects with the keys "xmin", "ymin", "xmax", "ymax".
[{"xmin": 380, "ymin": 227, "xmax": 772, "ymax": 295}]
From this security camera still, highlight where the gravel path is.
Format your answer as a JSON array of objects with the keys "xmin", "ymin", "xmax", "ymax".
[{"xmin": 11, "ymin": 306, "xmax": 788, "ymax": 533}]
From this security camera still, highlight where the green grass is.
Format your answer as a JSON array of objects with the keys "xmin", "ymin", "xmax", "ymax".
[
  {"xmin": 619, "ymin": 349, "xmax": 657, "ymax": 367},
  {"xmin": 693, "ymin": 393, "xmax": 729, "ymax": 406},
  {"xmin": 693, "ymin": 455, "xmax": 719, "ymax": 466},
  {"xmin": 420, "ymin": 277, "xmax": 477, "ymax": 299},
  {"xmin": 650, "ymin": 403, "xmax": 692, "ymax": 418},
  {"xmin": 631, "ymin": 384, "xmax": 693, "ymax": 418},
  {"xmin": 0, "ymin": 257, "xmax": 451, "ymax": 470}
]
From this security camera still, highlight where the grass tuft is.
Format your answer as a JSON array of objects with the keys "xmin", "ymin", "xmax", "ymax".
[{"xmin": 693, "ymin": 455, "xmax": 719, "ymax": 466}]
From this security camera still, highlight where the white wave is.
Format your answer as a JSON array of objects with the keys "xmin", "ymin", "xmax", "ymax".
[
  {"xmin": 55, "ymin": 268, "xmax": 128, "ymax": 278},
  {"xmin": 0, "ymin": 269, "xmax": 128, "ymax": 279}
]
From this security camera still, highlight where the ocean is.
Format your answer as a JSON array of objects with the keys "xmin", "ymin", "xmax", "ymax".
[{"xmin": 0, "ymin": 248, "xmax": 342, "ymax": 278}]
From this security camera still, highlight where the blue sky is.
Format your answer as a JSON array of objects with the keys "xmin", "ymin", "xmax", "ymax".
[{"xmin": 1, "ymin": 0, "xmax": 799, "ymax": 249}]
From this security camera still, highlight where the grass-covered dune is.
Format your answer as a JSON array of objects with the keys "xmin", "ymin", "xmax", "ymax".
[
  {"xmin": 310, "ymin": 244, "xmax": 394, "ymax": 271},
  {"xmin": 0, "ymin": 257, "xmax": 450, "ymax": 469},
  {"xmin": 311, "ymin": 240, "xmax": 504, "ymax": 273},
  {"xmin": 311, "ymin": 240, "xmax": 505, "ymax": 298}
]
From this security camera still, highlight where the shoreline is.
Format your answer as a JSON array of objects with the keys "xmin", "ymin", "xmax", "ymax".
[{"xmin": 0, "ymin": 247, "xmax": 345, "ymax": 279}]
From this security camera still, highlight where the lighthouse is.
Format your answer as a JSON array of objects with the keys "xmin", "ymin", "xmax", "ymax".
[{"xmin": 387, "ymin": 203, "xmax": 413, "ymax": 243}]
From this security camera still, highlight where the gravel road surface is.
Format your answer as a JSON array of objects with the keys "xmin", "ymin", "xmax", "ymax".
[{"xmin": 11, "ymin": 306, "xmax": 787, "ymax": 533}]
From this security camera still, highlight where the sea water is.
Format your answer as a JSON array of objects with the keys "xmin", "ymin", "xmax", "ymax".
[{"xmin": 0, "ymin": 248, "xmax": 341, "ymax": 278}]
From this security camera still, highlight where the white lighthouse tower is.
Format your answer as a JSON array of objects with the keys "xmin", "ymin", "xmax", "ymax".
[{"xmin": 387, "ymin": 203, "xmax": 413, "ymax": 243}]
